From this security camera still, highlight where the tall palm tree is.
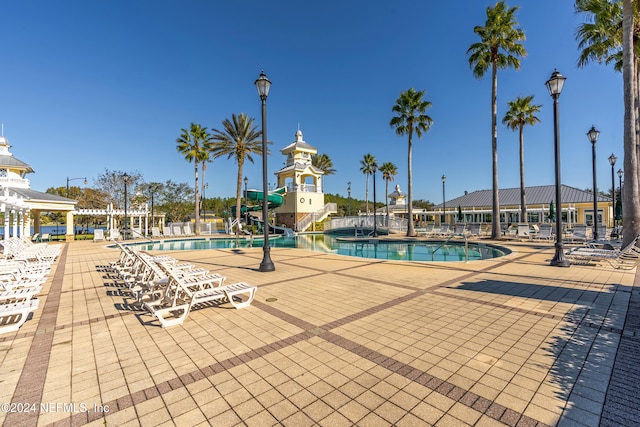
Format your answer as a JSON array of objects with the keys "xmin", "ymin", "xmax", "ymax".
[
  {"xmin": 176, "ymin": 123, "xmax": 212, "ymax": 235},
  {"xmin": 502, "ymin": 95, "xmax": 541, "ymax": 223},
  {"xmin": 576, "ymin": 0, "xmax": 640, "ymax": 245},
  {"xmin": 622, "ymin": 0, "xmax": 640, "ymax": 246},
  {"xmin": 390, "ymin": 88, "xmax": 433, "ymax": 237},
  {"xmin": 467, "ymin": 1, "xmax": 526, "ymax": 239},
  {"xmin": 311, "ymin": 153, "xmax": 336, "ymax": 190},
  {"xmin": 360, "ymin": 153, "xmax": 377, "ymax": 214},
  {"xmin": 380, "ymin": 162, "xmax": 398, "ymax": 226},
  {"xmin": 210, "ymin": 113, "xmax": 264, "ymax": 226}
]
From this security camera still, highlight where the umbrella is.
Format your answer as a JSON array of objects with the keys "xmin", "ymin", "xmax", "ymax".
[
  {"xmin": 457, "ymin": 205, "xmax": 463, "ymax": 222},
  {"xmin": 548, "ymin": 201, "xmax": 555, "ymax": 222},
  {"xmin": 615, "ymin": 198, "xmax": 622, "ymax": 221}
]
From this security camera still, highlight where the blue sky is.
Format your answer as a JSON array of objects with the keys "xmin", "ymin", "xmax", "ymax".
[{"xmin": 1, "ymin": 1, "xmax": 623, "ymax": 205}]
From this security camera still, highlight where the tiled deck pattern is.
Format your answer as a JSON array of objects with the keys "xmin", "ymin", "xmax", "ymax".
[{"xmin": 0, "ymin": 239, "xmax": 637, "ymax": 426}]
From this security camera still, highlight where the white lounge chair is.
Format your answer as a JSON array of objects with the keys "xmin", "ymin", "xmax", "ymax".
[
  {"xmin": 535, "ymin": 224, "xmax": 553, "ymax": 240},
  {"xmin": 566, "ymin": 235, "xmax": 640, "ymax": 269},
  {"xmin": 93, "ymin": 229, "xmax": 105, "ymax": 242},
  {"xmin": 109, "ymin": 229, "xmax": 121, "ymax": 240},
  {"xmin": 517, "ymin": 224, "xmax": 531, "ymax": 240},
  {"xmin": 0, "ymin": 298, "xmax": 39, "ymax": 334},
  {"xmin": 151, "ymin": 227, "xmax": 162, "ymax": 238},
  {"xmin": 183, "ymin": 224, "xmax": 194, "ymax": 236},
  {"xmin": 454, "ymin": 224, "xmax": 467, "ymax": 235},
  {"xmin": 172, "ymin": 224, "xmax": 183, "ymax": 237},
  {"xmin": 570, "ymin": 224, "xmax": 588, "ymax": 243},
  {"xmin": 143, "ymin": 263, "xmax": 255, "ymax": 328}
]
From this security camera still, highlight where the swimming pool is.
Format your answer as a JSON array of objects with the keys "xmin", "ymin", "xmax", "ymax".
[{"xmin": 124, "ymin": 235, "xmax": 509, "ymax": 262}]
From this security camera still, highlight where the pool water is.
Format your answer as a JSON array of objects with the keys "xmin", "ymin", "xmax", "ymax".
[{"xmin": 127, "ymin": 235, "xmax": 509, "ymax": 262}]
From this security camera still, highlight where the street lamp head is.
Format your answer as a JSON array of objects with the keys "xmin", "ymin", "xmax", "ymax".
[
  {"xmin": 545, "ymin": 69, "xmax": 566, "ymax": 97},
  {"xmin": 244, "ymin": 176, "xmax": 248, "ymax": 186},
  {"xmin": 441, "ymin": 174, "xmax": 446, "ymax": 183},
  {"xmin": 254, "ymin": 70, "xmax": 271, "ymax": 100},
  {"xmin": 618, "ymin": 168, "xmax": 624, "ymax": 179},
  {"xmin": 587, "ymin": 126, "xmax": 600, "ymax": 144},
  {"xmin": 608, "ymin": 153, "xmax": 617, "ymax": 166}
]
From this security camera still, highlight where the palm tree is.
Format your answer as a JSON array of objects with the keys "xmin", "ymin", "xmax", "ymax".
[
  {"xmin": 176, "ymin": 123, "xmax": 212, "ymax": 235},
  {"xmin": 575, "ymin": 0, "xmax": 624, "ymax": 71},
  {"xmin": 622, "ymin": 0, "xmax": 640, "ymax": 246},
  {"xmin": 390, "ymin": 88, "xmax": 433, "ymax": 237},
  {"xmin": 467, "ymin": 1, "xmax": 526, "ymax": 239},
  {"xmin": 360, "ymin": 153, "xmax": 377, "ymax": 214},
  {"xmin": 380, "ymin": 162, "xmax": 398, "ymax": 226},
  {"xmin": 502, "ymin": 95, "xmax": 541, "ymax": 223},
  {"xmin": 576, "ymin": 0, "xmax": 640, "ymax": 246},
  {"xmin": 210, "ymin": 113, "xmax": 264, "ymax": 227},
  {"xmin": 311, "ymin": 153, "xmax": 336, "ymax": 190}
]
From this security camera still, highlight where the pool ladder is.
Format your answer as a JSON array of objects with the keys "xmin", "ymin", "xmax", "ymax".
[{"xmin": 431, "ymin": 234, "xmax": 469, "ymax": 262}]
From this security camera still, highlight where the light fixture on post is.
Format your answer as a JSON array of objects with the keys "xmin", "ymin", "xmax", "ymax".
[
  {"xmin": 372, "ymin": 163, "xmax": 378, "ymax": 237},
  {"xmin": 255, "ymin": 70, "xmax": 275, "ymax": 272},
  {"xmin": 122, "ymin": 173, "xmax": 130, "ymax": 240},
  {"xmin": 441, "ymin": 174, "xmax": 446, "ymax": 225},
  {"xmin": 546, "ymin": 69, "xmax": 569, "ymax": 267},
  {"xmin": 587, "ymin": 126, "xmax": 600, "ymax": 241},
  {"xmin": 66, "ymin": 176, "xmax": 87, "ymax": 198}
]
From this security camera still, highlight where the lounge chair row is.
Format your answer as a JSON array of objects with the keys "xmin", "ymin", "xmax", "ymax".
[
  {"xmin": 107, "ymin": 241, "xmax": 256, "ymax": 327},
  {"xmin": 565, "ymin": 235, "xmax": 640, "ymax": 269},
  {"xmin": 0, "ymin": 238, "xmax": 58, "ymax": 333}
]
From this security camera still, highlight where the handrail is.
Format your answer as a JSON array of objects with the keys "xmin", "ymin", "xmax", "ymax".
[{"xmin": 431, "ymin": 233, "xmax": 469, "ymax": 262}]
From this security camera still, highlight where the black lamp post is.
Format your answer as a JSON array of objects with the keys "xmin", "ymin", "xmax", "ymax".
[
  {"xmin": 441, "ymin": 174, "xmax": 446, "ymax": 224},
  {"xmin": 618, "ymin": 168, "xmax": 623, "ymax": 231},
  {"xmin": 608, "ymin": 153, "xmax": 617, "ymax": 230},
  {"xmin": 587, "ymin": 126, "xmax": 600, "ymax": 240},
  {"xmin": 546, "ymin": 69, "xmax": 569, "ymax": 267},
  {"xmin": 255, "ymin": 71, "xmax": 275, "ymax": 272},
  {"xmin": 372, "ymin": 164, "xmax": 378, "ymax": 237},
  {"xmin": 347, "ymin": 182, "xmax": 351, "ymax": 216},
  {"xmin": 244, "ymin": 176, "xmax": 248, "ymax": 204},
  {"xmin": 122, "ymin": 173, "xmax": 130, "ymax": 240},
  {"xmin": 202, "ymin": 183, "xmax": 208, "ymax": 226},
  {"xmin": 149, "ymin": 183, "xmax": 160, "ymax": 231},
  {"xmin": 66, "ymin": 176, "xmax": 87, "ymax": 198}
]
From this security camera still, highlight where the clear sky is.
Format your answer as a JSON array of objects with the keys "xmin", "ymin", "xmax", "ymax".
[{"xmin": 1, "ymin": 1, "xmax": 623, "ymax": 205}]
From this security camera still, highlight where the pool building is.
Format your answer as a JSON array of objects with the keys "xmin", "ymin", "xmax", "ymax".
[{"xmin": 377, "ymin": 184, "xmax": 613, "ymax": 229}]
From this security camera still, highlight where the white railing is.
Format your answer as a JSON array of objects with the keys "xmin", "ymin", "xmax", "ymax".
[
  {"xmin": 286, "ymin": 183, "xmax": 317, "ymax": 193},
  {"xmin": 325, "ymin": 216, "xmax": 408, "ymax": 232},
  {"xmin": 297, "ymin": 203, "xmax": 337, "ymax": 231}
]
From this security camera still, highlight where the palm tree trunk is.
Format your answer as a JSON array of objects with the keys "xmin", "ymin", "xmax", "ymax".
[
  {"xmin": 407, "ymin": 127, "xmax": 416, "ymax": 237},
  {"xmin": 491, "ymin": 61, "xmax": 500, "ymax": 239},
  {"xmin": 622, "ymin": 0, "xmax": 640, "ymax": 247},
  {"xmin": 365, "ymin": 175, "xmax": 369, "ymax": 214},
  {"xmin": 236, "ymin": 161, "xmax": 244, "ymax": 227},
  {"xmin": 519, "ymin": 124, "xmax": 526, "ymax": 223},
  {"xmin": 385, "ymin": 179, "xmax": 390, "ymax": 227},
  {"xmin": 194, "ymin": 163, "xmax": 200, "ymax": 233}
]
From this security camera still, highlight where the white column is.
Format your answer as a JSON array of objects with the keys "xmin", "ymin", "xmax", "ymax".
[
  {"xmin": 11, "ymin": 209, "xmax": 17, "ymax": 237},
  {"xmin": 66, "ymin": 211, "xmax": 75, "ymax": 241},
  {"xmin": 1, "ymin": 203, "xmax": 6, "ymax": 240}
]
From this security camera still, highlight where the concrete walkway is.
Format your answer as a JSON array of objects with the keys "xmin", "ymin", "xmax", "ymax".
[{"xmin": 0, "ymin": 239, "xmax": 637, "ymax": 426}]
